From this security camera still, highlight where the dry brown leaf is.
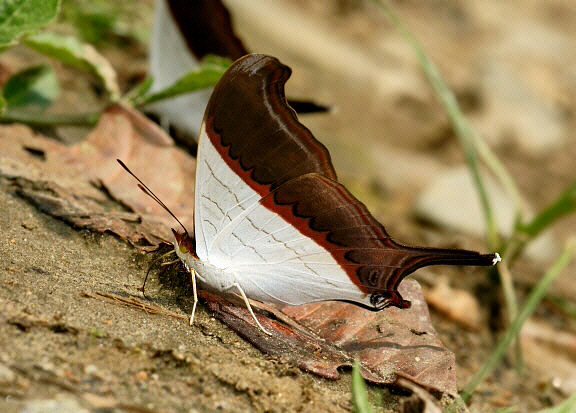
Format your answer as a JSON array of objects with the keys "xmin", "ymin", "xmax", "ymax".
[
  {"xmin": 0, "ymin": 105, "xmax": 196, "ymax": 246},
  {"xmin": 201, "ymin": 279, "xmax": 457, "ymax": 395}
]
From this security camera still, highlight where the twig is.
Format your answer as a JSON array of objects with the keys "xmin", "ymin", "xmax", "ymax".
[{"xmin": 81, "ymin": 290, "xmax": 187, "ymax": 320}]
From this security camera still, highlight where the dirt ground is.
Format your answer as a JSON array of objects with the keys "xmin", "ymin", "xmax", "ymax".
[{"xmin": 2, "ymin": 0, "xmax": 576, "ymax": 412}]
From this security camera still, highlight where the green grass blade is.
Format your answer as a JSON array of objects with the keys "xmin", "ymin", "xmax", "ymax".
[
  {"xmin": 372, "ymin": 0, "xmax": 500, "ymax": 248},
  {"xmin": 502, "ymin": 181, "xmax": 576, "ymax": 265},
  {"xmin": 352, "ymin": 360, "xmax": 374, "ymax": 413},
  {"xmin": 546, "ymin": 294, "xmax": 576, "ymax": 320},
  {"xmin": 373, "ymin": 0, "xmax": 526, "ymax": 341}
]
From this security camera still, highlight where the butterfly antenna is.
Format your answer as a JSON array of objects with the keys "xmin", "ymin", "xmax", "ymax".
[{"xmin": 117, "ymin": 159, "xmax": 189, "ymax": 236}]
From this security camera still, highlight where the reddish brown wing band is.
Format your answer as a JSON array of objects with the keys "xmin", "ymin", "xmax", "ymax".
[{"xmin": 204, "ymin": 54, "xmax": 498, "ymax": 310}]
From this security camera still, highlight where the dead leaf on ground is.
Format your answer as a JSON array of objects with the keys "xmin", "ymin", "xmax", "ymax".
[
  {"xmin": 10, "ymin": 174, "xmax": 169, "ymax": 246},
  {"xmin": 201, "ymin": 279, "xmax": 457, "ymax": 396},
  {"xmin": 0, "ymin": 104, "xmax": 196, "ymax": 246}
]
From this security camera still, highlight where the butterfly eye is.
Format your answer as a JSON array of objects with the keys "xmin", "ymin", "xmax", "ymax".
[{"xmin": 179, "ymin": 244, "xmax": 189, "ymax": 254}]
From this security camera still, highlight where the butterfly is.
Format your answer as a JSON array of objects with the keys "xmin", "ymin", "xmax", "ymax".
[{"xmin": 120, "ymin": 53, "xmax": 499, "ymax": 335}]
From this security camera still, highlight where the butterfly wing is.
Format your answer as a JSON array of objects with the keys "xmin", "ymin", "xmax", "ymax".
[
  {"xmin": 194, "ymin": 54, "xmax": 335, "ymax": 259},
  {"xmin": 194, "ymin": 54, "xmax": 498, "ymax": 309}
]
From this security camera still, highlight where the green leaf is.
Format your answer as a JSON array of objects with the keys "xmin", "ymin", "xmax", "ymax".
[
  {"xmin": 141, "ymin": 56, "xmax": 233, "ymax": 105},
  {"xmin": 0, "ymin": 0, "xmax": 60, "ymax": 47},
  {"xmin": 24, "ymin": 32, "xmax": 119, "ymax": 100},
  {"xmin": 124, "ymin": 76, "xmax": 154, "ymax": 107},
  {"xmin": 201, "ymin": 54, "xmax": 234, "ymax": 67},
  {"xmin": 0, "ymin": 94, "xmax": 5, "ymax": 113},
  {"xmin": 352, "ymin": 360, "xmax": 374, "ymax": 413},
  {"xmin": 3, "ymin": 64, "xmax": 58, "ymax": 110}
]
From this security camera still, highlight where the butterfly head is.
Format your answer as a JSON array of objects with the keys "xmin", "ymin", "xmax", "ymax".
[{"xmin": 172, "ymin": 228, "xmax": 197, "ymax": 259}]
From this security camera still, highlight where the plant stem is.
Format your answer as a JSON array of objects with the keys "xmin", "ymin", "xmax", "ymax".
[
  {"xmin": 352, "ymin": 360, "xmax": 374, "ymax": 413},
  {"xmin": 372, "ymin": 0, "xmax": 500, "ymax": 250},
  {"xmin": 372, "ymin": 0, "xmax": 538, "ymax": 327},
  {"xmin": 459, "ymin": 238, "xmax": 576, "ymax": 403},
  {"xmin": 0, "ymin": 110, "xmax": 101, "ymax": 126}
]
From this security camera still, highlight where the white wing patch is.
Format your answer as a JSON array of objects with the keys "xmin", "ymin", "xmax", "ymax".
[
  {"xmin": 195, "ymin": 125, "xmax": 260, "ymax": 259},
  {"xmin": 194, "ymin": 127, "xmax": 370, "ymax": 306}
]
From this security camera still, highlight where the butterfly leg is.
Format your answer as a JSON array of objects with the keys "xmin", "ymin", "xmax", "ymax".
[
  {"xmin": 232, "ymin": 282, "xmax": 272, "ymax": 336},
  {"xmin": 189, "ymin": 267, "xmax": 198, "ymax": 326},
  {"xmin": 141, "ymin": 250, "xmax": 178, "ymax": 299}
]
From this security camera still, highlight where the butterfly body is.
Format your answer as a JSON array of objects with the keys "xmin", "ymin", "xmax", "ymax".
[{"xmin": 173, "ymin": 240, "xmax": 235, "ymax": 294}]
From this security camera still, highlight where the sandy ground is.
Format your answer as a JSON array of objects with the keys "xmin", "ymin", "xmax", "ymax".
[{"xmin": 0, "ymin": 179, "xmax": 361, "ymax": 412}]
